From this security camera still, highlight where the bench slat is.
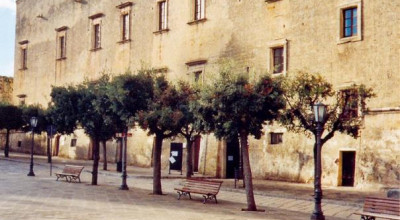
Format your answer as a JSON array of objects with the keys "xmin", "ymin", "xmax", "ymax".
[{"xmin": 355, "ymin": 197, "xmax": 400, "ymax": 219}]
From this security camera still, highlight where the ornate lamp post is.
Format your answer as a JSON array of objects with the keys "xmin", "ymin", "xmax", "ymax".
[
  {"xmin": 27, "ymin": 116, "xmax": 38, "ymax": 177},
  {"xmin": 311, "ymin": 102, "xmax": 326, "ymax": 220}
]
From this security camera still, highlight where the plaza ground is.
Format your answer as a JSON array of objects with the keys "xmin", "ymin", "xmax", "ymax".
[{"xmin": 0, "ymin": 151, "xmax": 388, "ymax": 220}]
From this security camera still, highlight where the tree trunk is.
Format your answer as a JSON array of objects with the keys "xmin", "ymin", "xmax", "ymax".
[
  {"xmin": 92, "ymin": 138, "xmax": 100, "ymax": 185},
  {"xmin": 185, "ymin": 136, "xmax": 193, "ymax": 178},
  {"xmin": 153, "ymin": 134, "xmax": 163, "ymax": 195},
  {"xmin": 4, "ymin": 129, "xmax": 10, "ymax": 157},
  {"xmin": 102, "ymin": 140, "xmax": 107, "ymax": 170},
  {"xmin": 240, "ymin": 130, "xmax": 257, "ymax": 211}
]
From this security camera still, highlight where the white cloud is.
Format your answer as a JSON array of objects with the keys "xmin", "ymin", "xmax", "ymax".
[{"xmin": 0, "ymin": 0, "xmax": 16, "ymax": 11}]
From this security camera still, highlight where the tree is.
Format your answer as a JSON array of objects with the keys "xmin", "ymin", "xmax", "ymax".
[
  {"xmin": 49, "ymin": 76, "xmax": 116, "ymax": 185},
  {"xmin": 21, "ymin": 105, "xmax": 51, "ymax": 162},
  {"xmin": 21, "ymin": 104, "xmax": 49, "ymax": 134},
  {"xmin": 201, "ymin": 70, "xmax": 285, "ymax": 211},
  {"xmin": 0, "ymin": 103, "xmax": 24, "ymax": 157},
  {"xmin": 175, "ymin": 82, "xmax": 205, "ymax": 178},
  {"xmin": 137, "ymin": 74, "xmax": 183, "ymax": 195},
  {"xmin": 106, "ymin": 70, "xmax": 154, "ymax": 175},
  {"xmin": 280, "ymin": 71, "xmax": 375, "ymax": 157},
  {"xmin": 279, "ymin": 71, "xmax": 374, "ymax": 216},
  {"xmin": 76, "ymin": 76, "xmax": 116, "ymax": 185}
]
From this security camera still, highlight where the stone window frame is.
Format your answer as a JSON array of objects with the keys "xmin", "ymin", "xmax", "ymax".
[
  {"xmin": 185, "ymin": 59, "xmax": 207, "ymax": 85},
  {"xmin": 55, "ymin": 26, "xmax": 68, "ymax": 60},
  {"xmin": 18, "ymin": 40, "xmax": 29, "ymax": 70},
  {"xmin": 188, "ymin": 0, "xmax": 206, "ymax": 25},
  {"xmin": 154, "ymin": 0, "xmax": 169, "ymax": 34},
  {"xmin": 89, "ymin": 13, "xmax": 104, "ymax": 51},
  {"xmin": 267, "ymin": 39, "xmax": 288, "ymax": 77},
  {"xmin": 337, "ymin": 0, "xmax": 362, "ymax": 44},
  {"xmin": 116, "ymin": 2, "xmax": 133, "ymax": 44}
]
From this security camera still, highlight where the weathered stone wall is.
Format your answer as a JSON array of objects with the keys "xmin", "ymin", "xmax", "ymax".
[
  {"xmin": 12, "ymin": 0, "xmax": 399, "ymax": 188},
  {"xmin": 0, "ymin": 76, "xmax": 13, "ymax": 103}
]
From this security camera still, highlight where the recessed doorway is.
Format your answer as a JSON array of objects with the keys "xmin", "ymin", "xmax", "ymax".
[{"xmin": 339, "ymin": 151, "xmax": 356, "ymax": 187}]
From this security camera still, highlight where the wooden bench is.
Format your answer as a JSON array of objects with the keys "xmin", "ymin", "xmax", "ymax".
[
  {"xmin": 174, "ymin": 179, "xmax": 223, "ymax": 204},
  {"xmin": 55, "ymin": 165, "xmax": 84, "ymax": 183},
  {"xmin": 353, "ymin": 197, "xmax": 400, "ymax": 220}
]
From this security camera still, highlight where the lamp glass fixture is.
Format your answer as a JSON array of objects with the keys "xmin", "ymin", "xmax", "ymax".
[
  {"xmin": 30, "ymin": 116, "xmax": 38, "ymax": 128},
  {"xmin": 313, "ymin": 102, "xmax": 326, "ymax": 123}
]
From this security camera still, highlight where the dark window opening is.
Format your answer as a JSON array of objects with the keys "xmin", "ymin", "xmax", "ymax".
[
  {"xmin": 70, "ymin": 139, "xmax": 77, "ymax": 147},
  {"xmin": 122, "ymin": 14, "xmax": 130, "ymax": 41},
  {"xmin": 341, "ymin": 89, "xmax": 359, "ymax": 119},
  {"xmin": 18, "ymin": 141, "xmax": 22, "ymax": 148},
  {"xmin": 343, "ymin": 8, "xmax": 357, "ymax": 37},
  {"xmin": 21, "ymin": 48, "xmax": 27, "ymax": 69},
  {"xmin": 94, "ymin": 24, "xmax": 101, "ymax": 49},
  {"xmin": 59, "ymin": 36, "xmax": 66, "ymax": 58},
  {"xmin": 272, "ymin": 47, "xmax": 284, "ymax": 73},
  {"xmin": 270, "ymin": 132, "xmax": 283, "ymax": 145},
  {"xmin": 194, "ymin": 71, "xmax": 202, "ymax": 83}
]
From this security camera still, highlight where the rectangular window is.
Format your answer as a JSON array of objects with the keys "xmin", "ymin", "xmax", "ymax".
[
  {"xmin": 70, "ymin": 139, "xmax": 77, "ymax": 147},
  {"xmin": 270, "ymin": 133, "xmax": 283, "ymax": 145},
  {"xmin": 272, "ymin": 47, "xmax": 284, "ymax": 74},
  {"xmin": 338, "ymin": 1, "xmax": 362, "ymax": 43},
  {"xmin": 194, "ymin": 71, "xmax": 202, "ymax": 83},
  {"xmin": 122, "ymin": 13, "xmax": 130, "ymax": 41},
  {"xmin": 341, "ymin": 89, "xmax": 359, "ymax": 119},
  {"xmin": 58, "ymin": 36, "xmax": 66, "ymax": 58},
  {"xmin": 21, "ymin": 48, "xmax": 27, "ymax": 69},
  {"xmin": 94, "ymin": 24, "xmax": 101, "ymax": 49},
  {"xmin": 343, "ymin": 8, "xmax": 357, "ymax": 37},
  {"xmin": 186, "ymin": 59, "xmax": 207, "ymax": 85},
  {"xmin": 158, "ymin": 1, "xmax": 167, "ymax": 30},
  {"xmin": 194, "ymin": 0, "xmax": 205, "ymax": 21}
]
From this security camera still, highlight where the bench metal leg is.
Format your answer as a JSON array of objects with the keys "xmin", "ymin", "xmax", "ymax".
[
  {"xmin": 177, "ymin": 191, "xmax": 191, "ymax": 200},
  {"xmin": 203, "ymin": 195, "xmax": 217, "ymax": 204}
]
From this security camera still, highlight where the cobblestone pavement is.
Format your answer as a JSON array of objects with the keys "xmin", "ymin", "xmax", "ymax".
[{"xmin": 0, "ymin": 153, "xmax": 384, "ymax": 220}]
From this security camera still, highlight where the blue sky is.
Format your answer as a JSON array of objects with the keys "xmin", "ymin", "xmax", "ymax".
[{"xmin": 0, "ymin": 0, "xmax": 16, "ymax": 77}]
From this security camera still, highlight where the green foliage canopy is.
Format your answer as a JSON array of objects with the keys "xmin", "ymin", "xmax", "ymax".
[{"xmin": 280, "ymin": 71, "xmax": 375, "ymax": 145}]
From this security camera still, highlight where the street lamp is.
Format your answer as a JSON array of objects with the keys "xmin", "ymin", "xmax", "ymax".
[
  {"xmin": 311, "ymin": 102, "xmax": 326, "ymax": 220},
  {"xmin": 27, "ymin": 116, "xmax": 38, "ymax": 177},
  {"xmin": 119, "ymin": 127, "xmax": 129, "ymax": 190}
]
